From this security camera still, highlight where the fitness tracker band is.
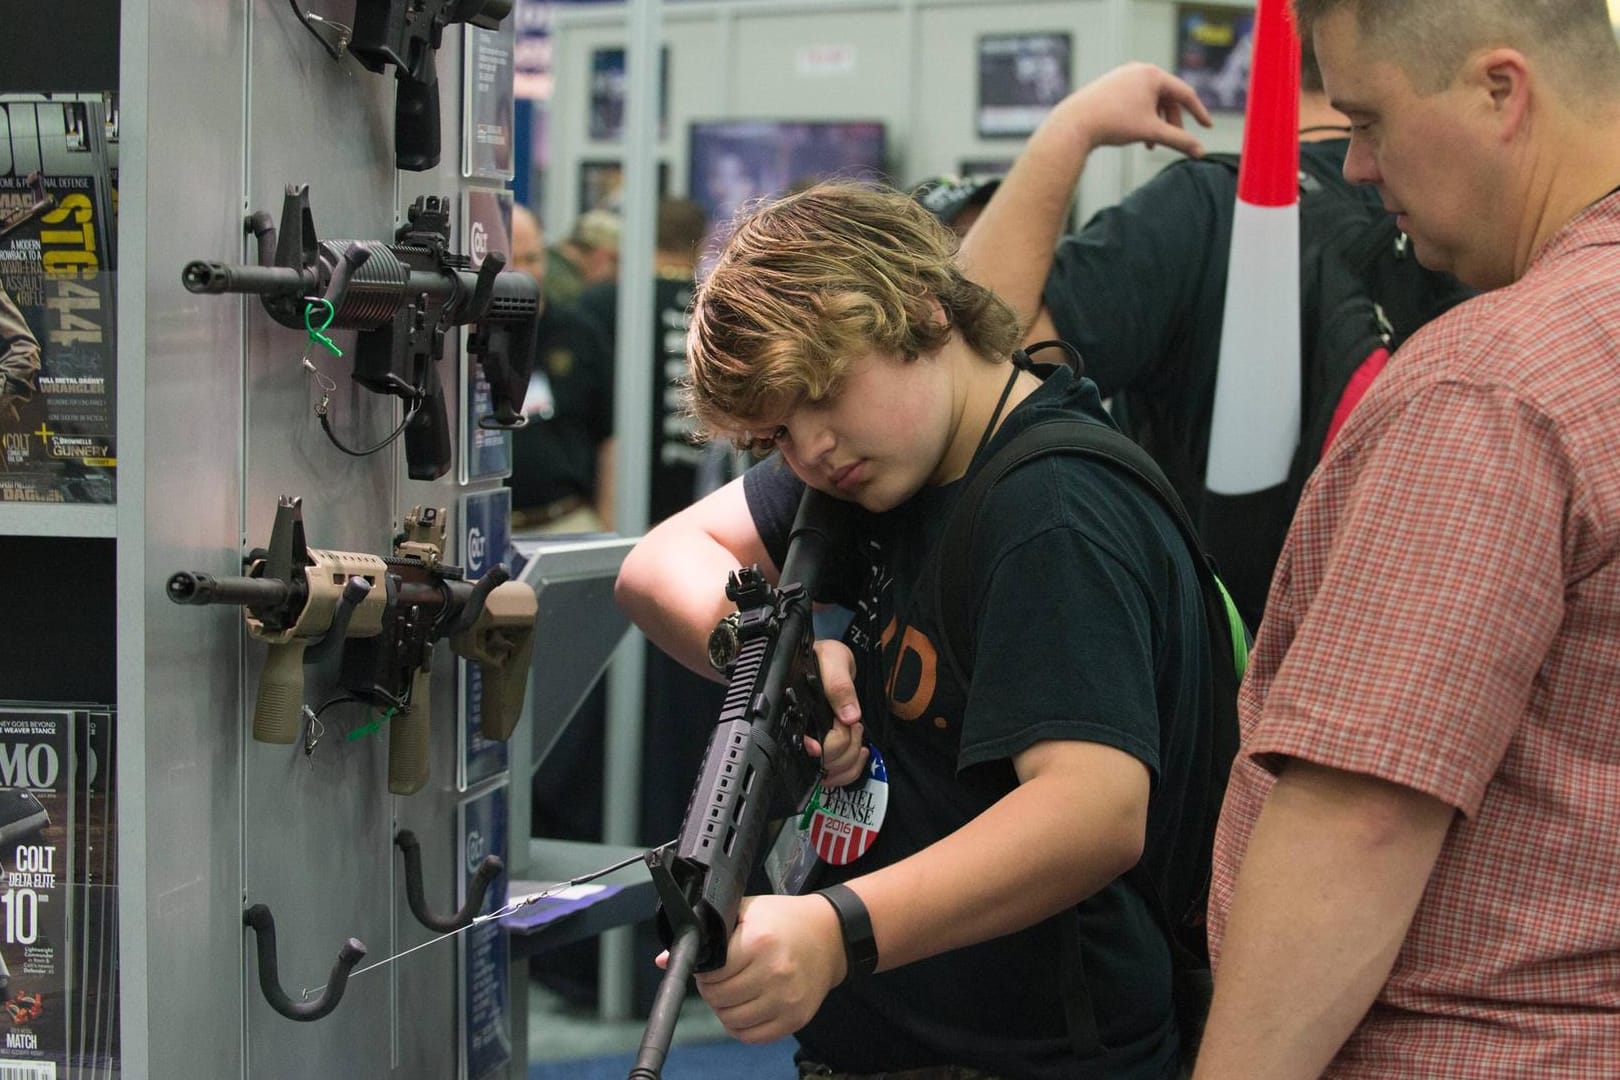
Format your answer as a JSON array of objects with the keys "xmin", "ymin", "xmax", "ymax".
[{"xmin": 816, "ymin": 882, "xmax": 879, "ymax": 983}]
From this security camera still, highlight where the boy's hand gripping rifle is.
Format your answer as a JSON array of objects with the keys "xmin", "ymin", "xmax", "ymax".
[
  {"xmin": 165, "ymin": 496, "xmax": 538, "ymax": 794},
  {"xmin": 180, "ymin": 185, "xmax": 541, "ymax": 480},
  {"xmin": 630, "ymin": 489, "xmax": 853, "ymax": 1079}
]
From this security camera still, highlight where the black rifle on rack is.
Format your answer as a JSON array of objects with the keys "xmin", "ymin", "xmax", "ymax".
[
  {"xmin": 630, "ymin": 488, "xmax": 854, "ymax": 1080},
  {"xmin": 349, "ymin": 0, "xmax": 513, "ymax": 172},
  {"xmin": 181, "ymin": 184, "xmax": 540, "ymax": 480},
  {"xmin": 166, "ymin": 495, "xmax": 538, "ymax": 794}
]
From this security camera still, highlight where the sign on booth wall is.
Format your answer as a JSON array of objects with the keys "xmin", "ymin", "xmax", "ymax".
[{"xmin": 458, "ymin": 781, "xmax": 510, "ymax": 1080}]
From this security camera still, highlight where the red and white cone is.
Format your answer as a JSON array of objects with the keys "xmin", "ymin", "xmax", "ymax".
[
  {"xmin": 1200, "ymin": 0, "xmax": 1302, "ymax": 616},
  {"xmin": 1207, "ymin": 0, "xmax": 1302, "ymax": 496}
]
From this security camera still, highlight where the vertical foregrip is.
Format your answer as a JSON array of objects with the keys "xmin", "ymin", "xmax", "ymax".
[
  {"xmin": 387, "ymin": 667, "xmax": 434, "ymax": 795},
  {"xmin": 252, "ymin": 640, "xmax": 309, "ymax": 744}
]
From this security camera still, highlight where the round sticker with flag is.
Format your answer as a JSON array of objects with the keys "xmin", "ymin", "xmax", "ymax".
[{"xmin": 809, "ymin": 746, "xmax": 889, "ymax": 866}]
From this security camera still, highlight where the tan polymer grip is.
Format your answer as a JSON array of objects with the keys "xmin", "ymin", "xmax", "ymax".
[
  {"xmin": 450, "ymin": 580, "xmax": 538, "ymax": 741},
  {"xmin": 387, "ymin": 666, "xmax": 434, "ymax": 795},
  {"xmin": 477, "ymin": 621, "xmax": 534, "ymax": 741},
  {"xmin": 252, "ymin": 639, "xmax": 309, "ymax": 743}
]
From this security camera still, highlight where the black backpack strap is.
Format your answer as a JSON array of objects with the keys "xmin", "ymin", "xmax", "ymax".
[
  {"xmin": 936, "ymin": 417, "xmax": 1247, "ymax": 688},
  {"xmin": 929, "ymin": 415, "xmax": 1248, "ymax": 1061}
]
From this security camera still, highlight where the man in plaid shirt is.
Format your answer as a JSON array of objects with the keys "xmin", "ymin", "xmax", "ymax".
[{"xmin": 1194, "ymin": 2, "xmax": 1620, "ymax": 1077}]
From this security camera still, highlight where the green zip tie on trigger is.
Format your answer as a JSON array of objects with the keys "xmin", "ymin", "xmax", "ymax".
[
  {"xmin": 304, "ymin": 297, "xmax": 343, "ymax": 357},
  {"xmin": 346, "ymin": 707, "xmax": 397, "ymax": 742},
  {"xmin": 798, "ymin": 783, "xmax": 825, "ymax": 831}
]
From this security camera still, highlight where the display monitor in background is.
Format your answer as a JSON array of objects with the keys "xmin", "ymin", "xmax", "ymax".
[
  {"xmin": 976, "ymin": 32, "xmax": 1073, "ymax": 137},
  {"xmin": 687, "ymin": 119, "xmax": 888, "ymax": 273}
]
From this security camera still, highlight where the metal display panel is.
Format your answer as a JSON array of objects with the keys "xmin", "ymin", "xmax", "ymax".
[
  {"xmin": 236, "ymin": 2, "xmax": 402, "ymax": 1072},
  {"xmin": 119, "ymin": 2, "xmax": 250, "ymax": 1076},
  {"xmin": 118, "ymin": 1, "xmax": 493, "ymax": 1076},
  {"xmin": 512, "ymin": 535, "xmax": 636, "ymax": 775}
]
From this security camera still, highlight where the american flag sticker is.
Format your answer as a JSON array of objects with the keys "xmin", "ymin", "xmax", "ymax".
[{"xmin": 809, "ymin": 746, "xmax": 889, "ymax": 866}]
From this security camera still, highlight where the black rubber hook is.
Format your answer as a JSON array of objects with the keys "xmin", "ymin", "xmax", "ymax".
[
  {"xmin": 242, "ymin": 904, "xmax": 366, "ymax": 1022},
  {"xmin": 395, "ymin": 829, "xmax": 505, "ymax": 933}
]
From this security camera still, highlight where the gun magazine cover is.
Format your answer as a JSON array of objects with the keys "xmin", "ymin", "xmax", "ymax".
[
  {"xmin": 0, "ymin": 703, "xmax": 120, "ymax": 1079},
  {"xmin": 0, "ymin": 706, "xmax": 73, "ymax": 1078},
  {"xmin": 0, "ymin": 94, "xmax": 119, "ymax": 505}
]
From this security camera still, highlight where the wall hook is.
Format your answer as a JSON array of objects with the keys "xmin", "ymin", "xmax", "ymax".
[
  {"xmin": 243, "ymin": 904, "xmax": 365, "ymax": 1022},
  {"xmin": 395, "ymin": 829, "xmax": 504, "ymax": 933}
]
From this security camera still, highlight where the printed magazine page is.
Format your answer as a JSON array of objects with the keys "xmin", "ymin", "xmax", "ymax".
[
  {"xmin": 0, "ymin": 707, "xmax": 75, "ymax": 1079},
  {"xmin": 0, "ymin": 94, "xmax": 118, "ymax": 504}
]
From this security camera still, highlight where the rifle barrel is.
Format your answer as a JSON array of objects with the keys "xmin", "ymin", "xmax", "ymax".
[
  {"xmin": 166, "ymin": 571, "xmax": 291, "ymax": 608},
  {"xmin": 181, "ymin": 260, "xmax": 309, "ymax": 296}
]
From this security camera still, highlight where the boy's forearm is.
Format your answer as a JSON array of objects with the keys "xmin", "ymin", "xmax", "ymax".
[
  {"xmin": 1194, "ymin": 761, "xmax": 1455, "ymax": 1080},
  {"xmin": 615, "ymin": 480, "xmax": 773, "ymax": 682},
  {"xmin": 616, "ymin": 528, "xmax": 737, "ymax": 681},
  {"xmin": 852, "ymin": 741, "xmax": 1148, "ymax": 972}
]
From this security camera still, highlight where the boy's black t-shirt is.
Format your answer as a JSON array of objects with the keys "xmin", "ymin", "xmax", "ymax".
[{"xmin": 743, "ymin": 365, "xmax": 1214, "ymax": 1080}]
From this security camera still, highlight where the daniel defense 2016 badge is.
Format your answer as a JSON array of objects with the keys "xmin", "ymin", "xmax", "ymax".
[{"xmin": 808, "ymin": 744, "xmax": 889, "ymax": 866}]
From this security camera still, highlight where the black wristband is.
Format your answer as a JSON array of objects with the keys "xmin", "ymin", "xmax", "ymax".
[{"xmin": 816, "ymin": 883, "xmax": 878, "ymax": 984}]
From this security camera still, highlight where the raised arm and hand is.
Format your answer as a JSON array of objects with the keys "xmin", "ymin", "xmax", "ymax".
[{"xmin": 959, "ymin": 62, "xmax": 1212, "ymax": 343}]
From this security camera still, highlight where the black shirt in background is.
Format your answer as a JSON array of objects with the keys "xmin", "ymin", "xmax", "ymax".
[
  {"xmin": 508, "ymin": 300, "xmax": 613, "ymax": 513},
  {"xmin": 578, "ymin": 274, "xmax": 706, "ymax": 527}
]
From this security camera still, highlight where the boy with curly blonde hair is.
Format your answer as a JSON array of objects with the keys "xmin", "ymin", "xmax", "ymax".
[{"xmin": 619, "ymin": 65, "xmax": 1225, "ymax": 1080}]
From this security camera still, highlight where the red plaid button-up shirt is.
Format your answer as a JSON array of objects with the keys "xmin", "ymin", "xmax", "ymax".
[{"xmin": 1208, "ymin": 192, "xmax": 1620, "ymax": 1077}]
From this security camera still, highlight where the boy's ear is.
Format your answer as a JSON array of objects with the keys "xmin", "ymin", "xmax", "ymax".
[{"xmin": 926, "ymin": 296, "xmax": 950, "ymax": 332}]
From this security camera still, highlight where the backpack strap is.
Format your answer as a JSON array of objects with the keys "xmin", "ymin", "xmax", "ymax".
[
  {"xmin": 935, "ymin": 416, "xmax": 1248, "ymax": 689},
  {"xmin": 928, "ymin": 414, "xmax": 1248, "ymax": 1060}
]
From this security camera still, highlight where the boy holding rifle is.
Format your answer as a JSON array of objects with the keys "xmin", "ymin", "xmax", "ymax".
[{"xmin": 616, "ymin": 64, "xmax": 1222, "ymax": 1080}]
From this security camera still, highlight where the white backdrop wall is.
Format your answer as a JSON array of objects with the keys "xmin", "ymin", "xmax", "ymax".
[{"xmin": 545, "ymin": 0, "xmax": 1256, "ymax": 237}]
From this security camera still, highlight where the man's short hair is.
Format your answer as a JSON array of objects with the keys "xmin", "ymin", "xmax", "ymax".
[
  {"xmin": 1301, "ymin": 35, "xmax": 1325, "ymax": 93},
  {"xmin": 1294, "ymin": 0, "xmax": 1620, "ymax": 98},
  {"xmin": 569, "ymin": 209, "xmax": 622, "ymax": 253},
  {"xmin": 685, "ymin": 181, "xmax": 1023, "ymax": 445}
]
